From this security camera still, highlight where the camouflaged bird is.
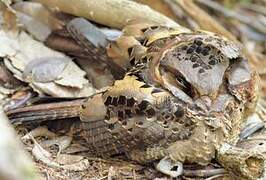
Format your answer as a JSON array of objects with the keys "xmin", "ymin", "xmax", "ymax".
[{"xmin": 6, "ymin": 18, "xmax": 261, "ymax": 178}]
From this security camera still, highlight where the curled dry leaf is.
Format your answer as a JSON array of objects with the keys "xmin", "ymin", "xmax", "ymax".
[{"xmin": 0, "ymin": 29, "xmax": 96, "ymax": 97}]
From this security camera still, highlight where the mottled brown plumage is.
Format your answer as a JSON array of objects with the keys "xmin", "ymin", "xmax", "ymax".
[{"xmin": 6, "ymin": 20, "xmax": 261, "ymax": 178}]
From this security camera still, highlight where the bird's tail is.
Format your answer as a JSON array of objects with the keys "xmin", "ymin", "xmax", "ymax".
[{"xmin": 5, "ymin": 99, "xmax": 84, "ymax": 125}]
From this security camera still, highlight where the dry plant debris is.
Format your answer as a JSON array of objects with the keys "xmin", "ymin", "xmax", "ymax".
[{"xmin": 0, "ymin": 0, "xmax": 265, "ymax": 179}]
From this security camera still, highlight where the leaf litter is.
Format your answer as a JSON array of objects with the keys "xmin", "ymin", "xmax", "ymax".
[{"xmin": 0, "ymin": 0, "xmax": 266, "ymax": 179}]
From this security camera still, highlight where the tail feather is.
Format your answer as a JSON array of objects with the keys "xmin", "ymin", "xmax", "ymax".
[{"xmin": 6, "ymin": 99, "xmax": 83, "ymax": 124}]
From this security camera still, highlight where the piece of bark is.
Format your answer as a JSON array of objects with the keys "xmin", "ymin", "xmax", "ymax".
[
  {"xmin": 33, "ymin": 0, "xmax": 181, "ymax": 29},
  {"xmin": 0, "ymin": 109, "xmax": 40, "ymax": 180}
]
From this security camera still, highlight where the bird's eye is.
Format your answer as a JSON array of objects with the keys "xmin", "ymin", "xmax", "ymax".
[
  {"xmin": 176, "ymin": 75, "xmax": 187, "ymax": 88},
  {"xmin": 175, "ymin": 74, "xmax": 196, "ymax": 98}
]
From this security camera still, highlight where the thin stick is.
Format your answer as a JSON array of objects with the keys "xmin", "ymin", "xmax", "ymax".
[
  {"xmin": 183, "ymin": 168, "xmax": 226, "ymax": 178},
  {"xmin": 33, "ymin": 0, "xmax": 180, "ymax": 29},
  {"xmin": 172, "ymin": 0, "xmax": 237, "ymax": 41},
  {"xmin": 205, "ymin": 174, "xmax": 228, "ymax": 180},
  {"xmin": 196, "ymin": 0, "xmax": 266, "ymax": 34}
]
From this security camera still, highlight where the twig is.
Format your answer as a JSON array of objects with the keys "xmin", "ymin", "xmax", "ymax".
[
  {"xmin": 205, "ymin": 174, "xmax": 227, "ymax": 180},
  {"xmin": 240, "ymin": 138, "xmax": 266, "ymax": 142},
  {"xmin": 172, "ymin": 0, "xmax": 237, "ymax": 41},
  {"xmin": 240, "ymin": 3, "xmax": 266, "ymax": 16},
  {"xmin": 33, "ymin": 0, "xmax": 180, "ymax": 29},
  {"xmin": 164, "ymin": 0, "xmax": 199, "ymax": 29},
  {"xmin": 183, "ymin": 168, "xmax": 226, "ymax": 178},
  {"xmin": 196, "ymin": 0, "xmax": 266, "ymax": 34}
]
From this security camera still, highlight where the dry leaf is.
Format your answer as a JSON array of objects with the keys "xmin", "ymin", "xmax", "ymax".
[
  {"xmin": 0, "ymin": 29, "xmax": 96, "ymax": 97},
  {"xmin": 23, "ymin": 57, "xmax": 70, "ymax": 83}
]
